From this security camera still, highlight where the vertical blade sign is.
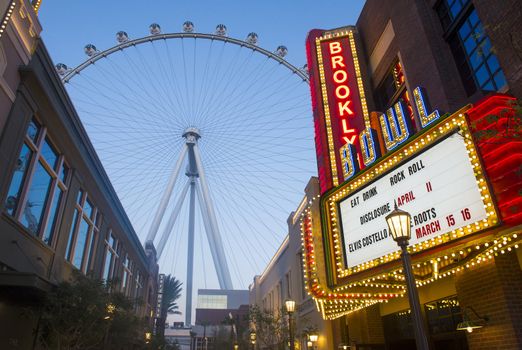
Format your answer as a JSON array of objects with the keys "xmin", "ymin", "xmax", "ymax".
[{"xmin": 306, "ymin": 28, "xmax": 369, "ymax": 193}]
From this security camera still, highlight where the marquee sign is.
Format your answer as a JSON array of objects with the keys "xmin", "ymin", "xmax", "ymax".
[
  {"xmin": 299, "ymin": 103, "xmax": 522, "ymax": 320},
  {"xmin": 339, "ymin": 133, "xmax": 487, "ymax": 268},
  {"xmin": 304, "ymin": 27, "xmax": 521, "ymax": 321}
]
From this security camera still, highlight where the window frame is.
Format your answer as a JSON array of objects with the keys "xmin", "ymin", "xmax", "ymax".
[
  {"xmin": 4, "ymin": 117, "xmax": 69, "ymax": 247},
  {"xmin": 374, "ymin": 59, "xmax": 414, "ymax": 121},
  {"xmin": 435, "ymin": 0, "xmax": 507, "ymax": 95},
  {"xmin": 65, "ymin": 190, "xmax": 101, "ymax": 274},
  {"xmin": 121, "ymin": 253, "xmax": 133, "ymax": 295},
  {"xmin": 101, "ymin": 230, "xmax": 120, "ymax": 283}
]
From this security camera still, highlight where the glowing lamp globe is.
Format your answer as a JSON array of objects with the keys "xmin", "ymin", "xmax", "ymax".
[
  {"xmin": 385, "ymin": 204, "xmax": 412, "ymax": 244},
  {"xmin": 285, "ymin": 299, "xmax": 296, "ymax": 313}
]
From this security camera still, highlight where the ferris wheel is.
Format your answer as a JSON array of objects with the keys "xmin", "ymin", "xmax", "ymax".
[{"xmin": 57, "ymin": 21, "xmax": 315, "ymax": 324}]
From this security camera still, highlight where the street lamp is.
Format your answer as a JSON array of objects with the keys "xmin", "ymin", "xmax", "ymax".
[
  {"xmin": 250, "ymin": 330, "xmax": 256, "ymax": 349},
  {"xmin": 456, "ymin": 306, "xmax": 488, "ymax": 333},
  {"xmin": 144, "ymin": 332, "xmax": 152, "ymax": 344},
  {"xmin": 285, "ymin": 300, "xmax": 296, "ymax": 350},
  {"xmin": 386, "ymin": 204, "xmax": 430, "ymax": 350},
  {"xmin": 308, "ymin": 332, "xmax": 318, "ymax": 349}
]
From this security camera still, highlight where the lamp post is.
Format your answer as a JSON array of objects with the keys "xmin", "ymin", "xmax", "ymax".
[
  {"xmin": 285, "ymin": 300, "xmax": 296, "ymax": 350},
  {"xmin": 386, "ymin": 204, "xmax": 430, "ymax": 350}
]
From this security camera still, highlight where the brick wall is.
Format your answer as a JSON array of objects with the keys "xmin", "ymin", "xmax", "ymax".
[
  {"xmin": 357, "ymin": 0, "xmax": 469, "ymax": 114},
  {"xmin": 474, "ymin": 0, "xmax": 522, "ymax": 100},
  {"xmin": 455, "ymin": 251, "xmax": 522, "ymax": 350}
]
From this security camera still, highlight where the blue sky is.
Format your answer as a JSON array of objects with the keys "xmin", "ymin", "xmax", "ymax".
[
  {"xmin": 39, "ymin": 0, "xmax": 365, "ymax": 70},
  {"xmin": 37, "ymin": 0, "xmax": 366, "ymax": 324}
]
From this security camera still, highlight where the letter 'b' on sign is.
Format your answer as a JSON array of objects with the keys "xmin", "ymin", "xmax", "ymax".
[
  {"xmin": 329, "ymin": 41, "xmax": 342, "ymax": 54},
  {"xmin": 339, "ymin": 143, "xmax": 359, "ymax": 181}
]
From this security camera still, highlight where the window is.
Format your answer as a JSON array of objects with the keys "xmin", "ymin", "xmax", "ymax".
[
  {"xmin": 102, "ymin": 231, "xmax": 120, "ymax": 282},
  {"xmin": 285, "ymin": 272, "xmax": 292, "ymax": 299},
  {"xmin": 425, "ymin": 296, "xmax": 463, "ymax": 335},
  {"xmin": 297, "ymin": 251, "xmax": 306, "ymax": 300},
  {"xmin": 65, "ymin": 190, "xmax": 101, "ymax": 273},
  {"xmin": 197, "ymin": 294, "xmax": 228, "ymax": 309},
  {"xmin": 134, "ymin": 270, "xmax": 143, "ymax": 301},
  {"xmin": 4, "ymin": 118, "xmax": 69, "ymax": 245},
  {"xmin": 121, "ymin": 254, "xmax": 133, "ymax": 295},
  {"xmin": 436, "ymin": 1, "xmax": 507, "ymax": 95},
  {"xmin": 374, "ymin": 60, "xmax": 415, "ymax": 125},
  {"xmin": 276, "ymin": 282, "xmax": 281, "ymax": 308}
]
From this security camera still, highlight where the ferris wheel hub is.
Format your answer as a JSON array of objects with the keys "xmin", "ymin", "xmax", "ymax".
[{"xmin": 183, "ymin": 127, "xmax": 201, "ymax": 144}]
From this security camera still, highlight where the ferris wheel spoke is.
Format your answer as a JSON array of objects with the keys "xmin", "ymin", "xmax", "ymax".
[
  {"xmin": 150, "ymin": 41, "xmax": 190, "ymax": 125},
  {"xmin": 198, "ymin": 49, "xmax": 257, "ymax": 123},
  {"xmin": 133, "ymin": 45, "xmax": 184, "ymax": 123},
  {"xmin": 205, "ymin": 151, "xmax": 303, "ymax": 210},
  {"xmin": 209, "ymin": 174, "xmax": 287, "ymax": 243},
  {"xmin": 70, "ymin": 67, "xmax": 179, "ymax": 132},
  {"xmin": 180, "ymin": 38, "xmax": 193, "ymax": 120},
  {"xmin": 163, "ymin": 40, "xmax": 193, "ymax": 126},
  {"xmin": 204, "ymin": 70, "xmax": 301, "ymax": 134},
  {"xmin": 109, "ymin": 50, "xmax": 175, "ymax": 121},
  {"xmin": 201, "ymin": 57, "xmax": 279, "ymax": 129},
  {"xmin": 193, "ymin": 40, "xmax": 227, "ymax": 126},
  {"xmin": 211, "ymin": 184, "xmax": 284, "ymax": 250},
  {"xmin": 103, "ymin": 53, "xmax": 185, "ymax": 126},
  {"xmin": 209, "ymin": 178, "xmax": 275, "ymax": 260},
  {"xmin": 62, "ymin": 32, "xmax": 315, "ymax": 292},
  {"xmin": 195, "ymin": 44, "xmax": 248, "ymax": 126},
  {"xmin": 193, "ymin": 40, "xmax": 216, "ymax": 126}
]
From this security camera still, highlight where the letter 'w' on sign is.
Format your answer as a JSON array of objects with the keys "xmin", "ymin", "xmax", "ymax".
[
  {"xmin": 379, "ymin": 100, "xmax": 413, "ymax": 151},
  {"xmin": 339, "ymin": 143, "xmax": 359, "ymax": 181},
  {"xmin": 413, "ymin": 86, "xmax": 440, "ymax": 127}
]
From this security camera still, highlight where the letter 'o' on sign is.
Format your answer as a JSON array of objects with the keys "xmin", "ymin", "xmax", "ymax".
[
  {"xmin": 335, "ymin": 85, "xmax": 350, "ymax": 99},
  {"xmin": 333, "ymin": 70, "xmax": 348, "ymax": 84}
]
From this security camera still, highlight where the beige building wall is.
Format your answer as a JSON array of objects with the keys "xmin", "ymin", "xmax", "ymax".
[
  {"xmin": 0, "ymin": 0, "xmax": 41, "ymax": 133},
  {"xmin": 249, "ymin": 177, "xmax": 337, "ymax": 350}
]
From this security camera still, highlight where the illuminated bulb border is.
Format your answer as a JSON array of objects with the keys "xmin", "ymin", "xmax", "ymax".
[
  {"xmin": 0, "ymin": 1, "xmax": 16, "ymax": 38},
  {"xmin": 298, "ymin": 110, "xmax": 515, "ymax": 320},
  {"xmin": 315, "ymin": 29, "xmax": 372, "ymax": 187}
]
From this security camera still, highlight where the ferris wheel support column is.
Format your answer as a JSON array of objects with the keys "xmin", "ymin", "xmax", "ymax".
[
  {"xmin": 195, "ymin": 181, "xmax": 223, "ymax": 287},
  {"xmin": 156, "ymin": 179, "xmax": 191, "ymax": 258},
  {"xmin": 185, "ymin": 176, "xmax": 197, "ymax": 326},
  {"xmin": 146, "ymin": 144, "xmax": 188, "ymax": 244},
  {"xmin": 192, "ymin": 143, "xmax": 234, "ymax": 290}
]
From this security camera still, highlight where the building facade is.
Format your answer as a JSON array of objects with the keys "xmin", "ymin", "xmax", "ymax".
[
  {"xmin": 0, "ymin": 2, "xmax": 158, "ymax": 348},
  {"xmin": 196, "ymin": 288, "xmax": 249, "ymax": 325},
  {"xmin": 249, "ymin": 178, "xmax": 333, "ymax": 350},
  {"xmin": 300, "ymin": 0, "xmax": 521, "ymax": 350},
  {"xmin": 254, "ymin": 1, "xmax": 521, "ymax": 350}
]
